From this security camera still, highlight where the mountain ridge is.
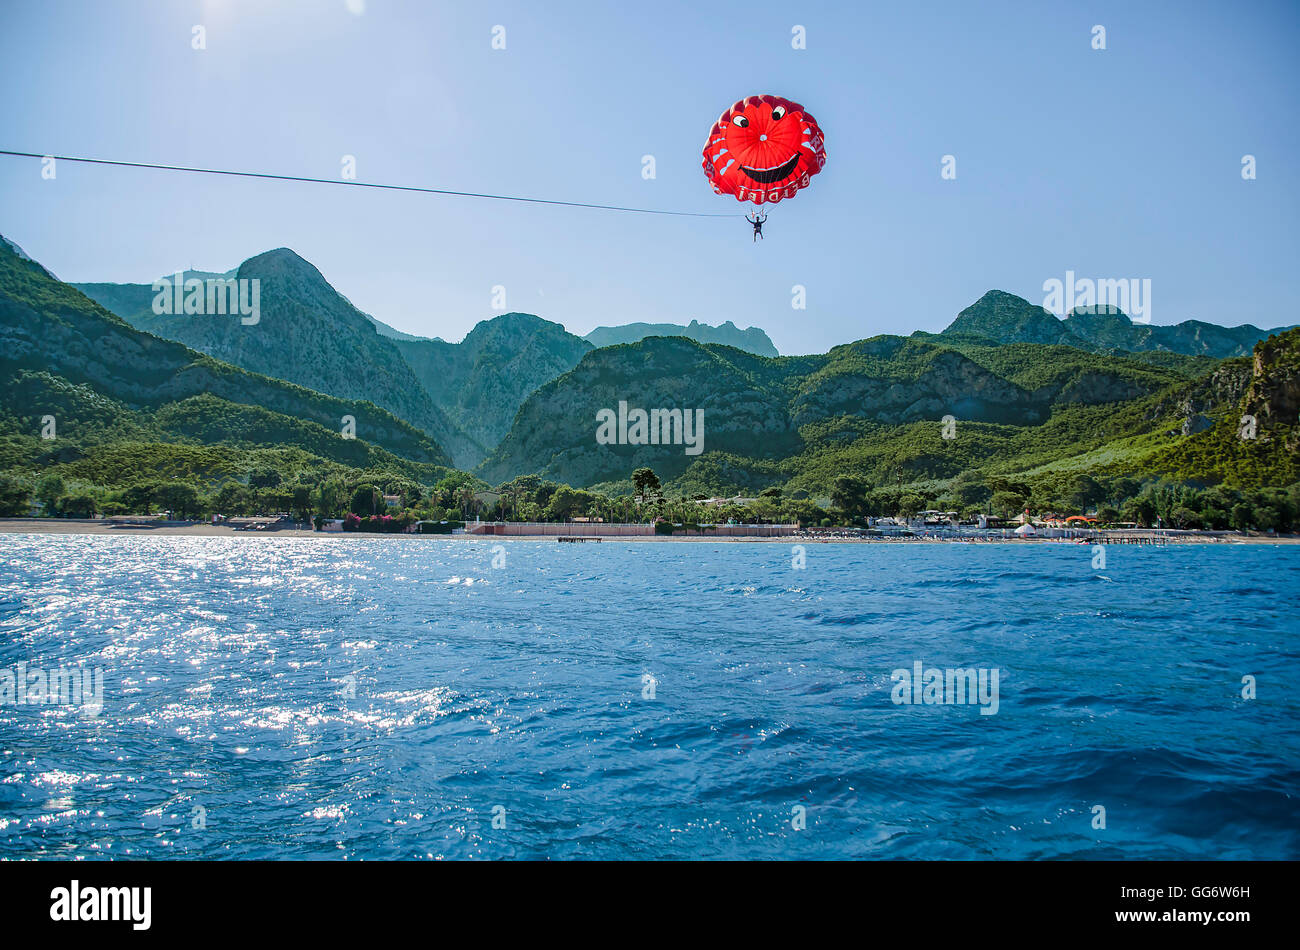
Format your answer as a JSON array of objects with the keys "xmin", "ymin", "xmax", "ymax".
[
  {"xmin": 393, "ymin": 312, "xmax": 594, "ymax": 453},
  {"xmin": 56, "ymin": 249, "xmax": 1298, "ymax": 496},
  {"xmin": 7, "ymin": 234, "xmax": 1296, "ymax": 514},
  {"xmin": 476, "ymin": 331, "xmax": 1210, "ymax": 489},
  {"xmin": 0, "ymin": 235, "xmax": 453, "ymax": 476},
  {"xmin": 940, "ymin": 289, "xmax": 1291, "ymax": 358},
  {"xmin": 583, "ymin": 318, "xmax": 779, "ymax": 356},
  {"xmin": 75, "ymin": 248, "xmax": 485, "ymax": 466},
  {"xmin": 74, "ymin": 257, "xmax": 591, "ymax": 466}
]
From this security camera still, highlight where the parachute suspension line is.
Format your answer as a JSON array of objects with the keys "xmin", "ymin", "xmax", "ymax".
[{"xmin": 0, "ymin": 150, "xmax": 742, "ymax": 218}]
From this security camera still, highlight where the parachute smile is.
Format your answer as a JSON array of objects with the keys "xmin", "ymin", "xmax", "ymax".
[{"xmin": 739, "ymin": 153, "xmax": 800, "ymax": 184}]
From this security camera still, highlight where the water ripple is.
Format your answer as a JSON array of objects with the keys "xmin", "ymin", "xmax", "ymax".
[{"xmin": 0, "ymin": 535, "xmax": 1295, "ymax": 859}]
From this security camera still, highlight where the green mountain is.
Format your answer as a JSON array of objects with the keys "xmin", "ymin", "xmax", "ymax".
[
  {"xmin": 74, "ymin": 267, "xmax": 238, "ymax": 324},
  {"xmin": 364, "ymin": 312, "xmax": 432, "ymax": 343},
  {"xmin": 940, "ymin": 290, "xmax": 1290, "ymax": 358},
  {"xmin": 479, "ymin": 326, "xmax": 1297, "ymax": 497},
  {"xmin": 392, "ymin": 313, "xmax": 593, "ymax": 455},
  {"xmin": 74, "ymin": 250, "xmax": 484, "ymax": 467},
  {"xmin": 1063, "ymin": 306, "xmax": 1290, "ymax": 358},
  {"xmin": 1245, "ymin": 330, "xmax": 1300, "ymax": 437},
  {"xmin": 583, "ymin": 319, "xmax": 779, "ymax": 357},
  {"xmin": 940, "ymin": 290, "xmax": 1082, "ymax": 346},
  {"xmin": 75, "ymin": 259, "xmax": 598, "ymax": 468},
  {"xmin": 0, "ymin": 235, "xmax": 453, "ymax": 488},
  {"xmin": 24, "ymin": 235, "xmax": 1296, "ymax": 513}
]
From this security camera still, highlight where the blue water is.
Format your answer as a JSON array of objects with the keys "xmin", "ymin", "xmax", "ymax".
[{"xmin": 0, "ymin": 535, "xmax": 1296, "ymax": 860}]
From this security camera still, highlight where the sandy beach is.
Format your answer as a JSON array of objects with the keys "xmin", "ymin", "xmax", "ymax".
[{"xmin": 0, "ymin": 518, "xmax": 1294, "ymax": 543}]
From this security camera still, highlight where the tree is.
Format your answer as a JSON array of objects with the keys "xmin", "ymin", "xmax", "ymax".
[
  {"xmin": 57, "ymin": 492, "xmax": 98, "ymax": 519},
  {"xmin": 456, "ymin": 485, "xmax": 477, "ymax": 519},
  {"xmin": 212, "ymin": 481, "xmax": 253, "ymax": 516},
  {"xmin": 434, "ymin": 470, "xmax": 477, "ymax": 504},
  {"xmin": 868, "ymin": 488, "xmax": 899, "ymax": 519},
  {"xmin": 350, "ymin": 483, "xmax": 380, "ymax": 517},
  {"xmin": 1095, "ymin": 505, "xmax": 1121, "ymax": 525},
  {"xmin": 831, "ymin": 475, "xmax": 870, "ymax": 521},
  {"xmin": 312, "ymin": 478, "xmax": 348, "ymax": 518},
  {"xmin": 119, "ymin": 481, "xmax": 160, "ymax": 514},
  {"xmin": 1067, "ymin": 473, "xmax": 1105, "ymax": 511},
  {"xmin": 380, "ymin": 476, "xmax": 421, "ymax": 505},
  {"xmin": 248, "ymin": 467, "xmax": 282, "ymax": 489},
  {"xmin": 632, "ymin": 467, "xmax": 661, "ymax": 504},
  {"xmin": 1110, "ymin": 476, "xmax": 1142, "ymax": 506},
  {"xmin": 545, "ymin": 485, "xmax": 590, "ymax": 522},
  {"xmin": 897, "ymin": 492, "xmax": 926, "ymax": 519},
  {"xmin": 291, "ymin": 485, "xmax": 313, "ymax": 521},
  {"xmin": 949, "ymin": 472, "xmax": 990, "ymax": 509},
  {"xmin": 507, "ymin": 485, "xmax": 525, "ymax": 521},
  {"xmin": 1254, "ymin": 505, "xmax": 1280, "ymax": 532},
  {"xmin": 1121, "ymin": 495, "xmax": 1156, "ymax": 527},
  {"xmin": 533, "ymin": 481, "xmax": 558, "ymax": 509},
  {"xmin": 35, "ymin": 473, "xmax": 66, "ymax": 515},
  {"xmin": 0, "ymin": 475, "xmax": 28, "ymax": 516},
  {"xmin": 988, "ymin": 476, "xmax": 1031, "ymax": 497},
  {"xmin": 258, "ymin": 486, "xmax": 293, "ymax": 517},
  {"xmin": 155, "ymin": 482, "xmax": 202, "ymax": 519},
  {"xmin": 1201, "ymin": 506, "xmax": 1229, "ymax": 530},
  {"xmin": 990, "ymin": 491, "xmax": 1026, "ymax": 520}
]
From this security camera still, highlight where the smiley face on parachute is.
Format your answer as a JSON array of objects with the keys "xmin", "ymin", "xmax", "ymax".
[{"xmin": 701, "ymin": 95, "xmax": 826, "ymax": 204}]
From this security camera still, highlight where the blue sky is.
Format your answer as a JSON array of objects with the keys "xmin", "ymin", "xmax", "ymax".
[{"xmin": 2, "ymin": 0, "xmax": 1297, "ymax": 354}]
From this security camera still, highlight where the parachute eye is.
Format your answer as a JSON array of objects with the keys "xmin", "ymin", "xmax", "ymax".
[
  {"xmin": 771, "ymin": 105, "xmax": 787, "ymax": 120},
  {"xmin": 732, "ymin": 115, "xmax": 749, "ymax": 128}
]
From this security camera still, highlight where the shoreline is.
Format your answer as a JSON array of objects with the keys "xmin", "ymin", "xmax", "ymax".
[{"xmin": 0, "ymin": 519, "xmax": 1294, "ymax": 544}]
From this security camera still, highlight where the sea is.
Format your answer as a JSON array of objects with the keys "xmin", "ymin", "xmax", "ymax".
[{"xmin": 1, "ymin": 535, "xmax": 1296, "ymax": 859}]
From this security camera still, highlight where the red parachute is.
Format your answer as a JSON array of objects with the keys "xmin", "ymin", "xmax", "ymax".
[{"xmin": 701, "ymin": 94, "xmax": 827, "ymax": 205}]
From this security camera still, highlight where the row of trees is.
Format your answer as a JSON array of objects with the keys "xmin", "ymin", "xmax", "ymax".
[
  {"xmin": 5, "ymin": 465, "xmax": 1298, "ymax": 534},
  {"xmin": 0, "ymin": 469, "xmax": 487, "ymax": 523},
  {"xmin": 1114, "ymin": 482, "xmax": 1299, "ymax": 531},
  {"xmin": 828, "ymin": 472, "xmax": 1300, "ymax": 531}
]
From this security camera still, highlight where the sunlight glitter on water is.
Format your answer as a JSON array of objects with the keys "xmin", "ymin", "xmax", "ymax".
[{"xmin": 0, "ymin": 535, "xmax": 1296, "ymax": 859}]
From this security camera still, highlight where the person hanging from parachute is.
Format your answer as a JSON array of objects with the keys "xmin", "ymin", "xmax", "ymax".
[{"xmin": 701, "ymin": 95, "xmax": 827, "ymax": 241}]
